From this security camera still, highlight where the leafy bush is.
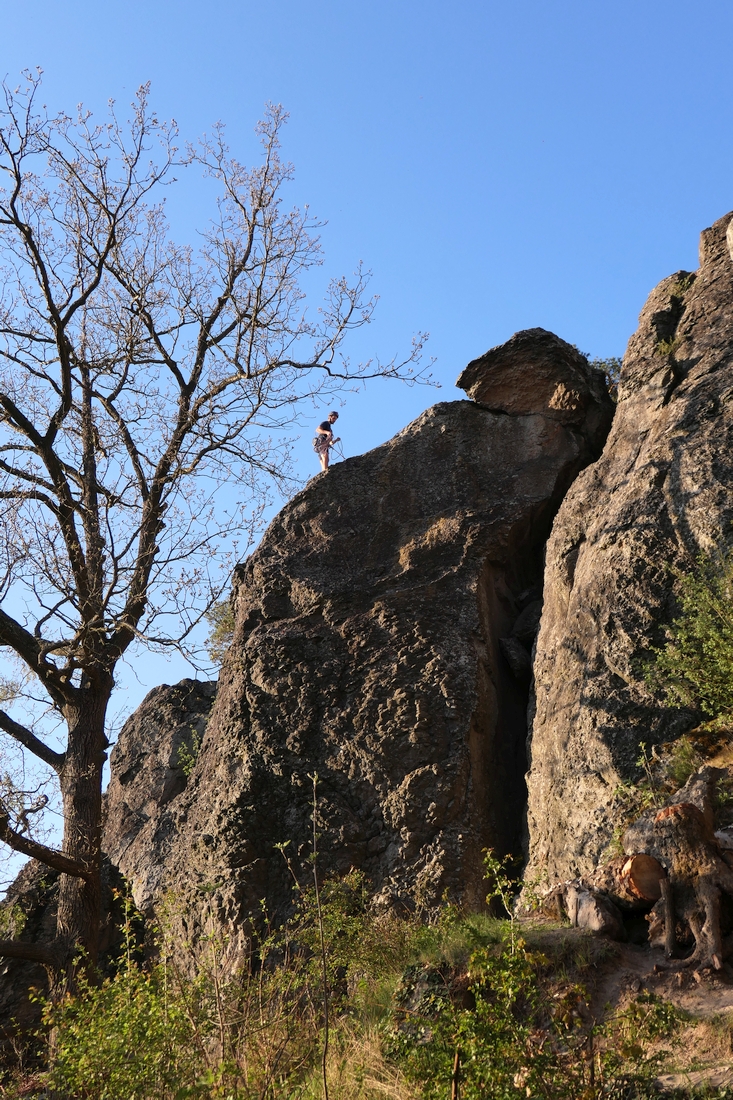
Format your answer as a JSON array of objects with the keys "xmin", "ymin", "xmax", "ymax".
[
  {"xmin": 589, "ymin": 355, "xmax": 623, "ymax": 401},
  {"xmin": 388, "ymin": 854, "xmax": 681, "ymax": 1100},
  {"xmin": 43, "ymin": 964, "xmax": 199, "ymax": 1099},
  {"xmin": 650, "ymin": 549, "xmax": 733, "ymax": 721},
  {"xmin": 37, "ymin": 870, "xmax": 415, "ymax": 1100},
  {"xmin": 10, "ymin": 857, "xmax": 692, "ymax": 1099}
]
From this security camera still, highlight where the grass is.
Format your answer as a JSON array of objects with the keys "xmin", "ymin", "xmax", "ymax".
[{"xmin": 0, "ymin": 859, "xmax": 721, "ymax": 1099}]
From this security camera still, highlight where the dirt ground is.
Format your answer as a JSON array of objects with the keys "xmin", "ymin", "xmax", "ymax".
[{"xmin": 527, "ymin": 922, "xmax": 733, "ymax": 1093}]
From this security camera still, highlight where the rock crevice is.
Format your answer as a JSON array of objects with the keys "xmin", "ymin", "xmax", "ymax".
[
  {"xmin": 103, "ymin": 330, "xmax": 613, "ymax": 935},
  {"xmin": 525, "ymin": 212, "xmax": 733, "ymax": 887}
]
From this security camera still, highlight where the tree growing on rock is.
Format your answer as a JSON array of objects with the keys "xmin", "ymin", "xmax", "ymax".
[{"xmin": 0, "ymin": 74, "xmax": 429, "ymax": 982}]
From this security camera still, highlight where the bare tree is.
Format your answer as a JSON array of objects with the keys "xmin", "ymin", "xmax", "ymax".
[{"xmin": 0, "ymin": 74, "xmax": 430, "ymax": 980}]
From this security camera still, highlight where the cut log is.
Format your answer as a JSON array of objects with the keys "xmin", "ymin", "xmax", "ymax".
[
  {"xmin": 621, "ymin": 854, "xmax": 666, "ymax": 902},
  {"xmin": 590, "ymin": 854, "xmax": 666, "ymax": 908}
]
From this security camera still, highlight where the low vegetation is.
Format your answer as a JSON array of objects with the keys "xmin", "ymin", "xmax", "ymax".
[
  {"xmin": 650, "ymin": 548, "xmax": 733, "ymax": 728},
  {"xmin": 2, "ymin": 856, "xmax": 726, "ymax": 1099},
  {"xmin": 603, "ymin": 544, "xmax": 733, "ymax": 843},
  {"xmin": 12, "ymin": 488, "xmax": 733, "ymax": 1100}
]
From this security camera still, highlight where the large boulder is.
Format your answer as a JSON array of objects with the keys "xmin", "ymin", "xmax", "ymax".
[
  {"xmin": 525, "ymin": 212, "xmax": 733, "ymax": 886},
  {"xmin": 104, "ymin": 330, "xmax": 611, "ymax": 938},
  {"xmin": 103, "ymin": 679, "xmax": 216, "ymax": 913}
]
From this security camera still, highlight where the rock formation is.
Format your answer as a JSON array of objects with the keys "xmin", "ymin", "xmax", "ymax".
[
  {"xmin": 102, "ymin": 329, "xmax": 612, "ymax": 934},
  {"xmin": 103, "ymin": 679, "xmax": 216, "ymax": 913},
  {"xmin": 0, "ymin": 859, "xmax": 126, "ymax": 1044},
  {"xmin": 0, "ymin": 863, "xmax": 59, "ymax": 1043},
  {"xmin": 525, "ymin": 211, "xmax": 733, "ymax": 887}
]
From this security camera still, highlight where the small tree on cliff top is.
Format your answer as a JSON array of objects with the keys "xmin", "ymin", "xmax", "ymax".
[{"xmin": 0, "ymin": 74, "xmax": 429, "ymax": 979}]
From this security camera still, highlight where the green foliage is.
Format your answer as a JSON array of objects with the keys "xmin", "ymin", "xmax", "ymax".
[
  {"xmin": 38, "ymin": 867, "xmax": 417, "ymax": 1100},
  {"xmin": 44, "ymin": 963, "xmax": 198, "ymax": 1099},
  {"xmin": 589, "ymin": 355, "xmax": 623, "ymax": 401},
  {"xmin": 656, "ymin": 336, "xmax": 679, "ymax": 357},
  {"xmin": 204, "ymin": 598, "xmax": 235, "ymax": 665},
  {"xmin": 388, "ymin": 852, "xmax": 682, "ymax": 1100},
  {"xmin": 671, "ymin": 273, "xmax": 696, "ymax": 296},
  {"xmin": 649, "ymin": 549, "xmax": 733, "ymax": 720},
  {"xmin": 14, "ymin": 856, "xmax": 693, "ymax": 1099},
  {"xmin": 177, "ymin": 727, "xmax": 202, "ymax": 778},
  {"xmin": 390, "ymin": 958, "xmax": 679, "ymax": 1099},
  {"xmin": 665, "ymin": 735, "xmax": 705, "ymax": 789},
  {"xmin": 0, "ymin": 900, "xmax": 26, "ymax": 939},
  {"xmin": 295, "ymin": 870, "xmax": 414, "ymax": 992}
]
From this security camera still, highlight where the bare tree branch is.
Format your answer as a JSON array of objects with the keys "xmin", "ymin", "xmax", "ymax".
[
  {"xmin": 0, "ymin": 938, "xmax": 61, "ymax": 966},
  {"xmin": 0, "ymin": 77, "xmax": 432, "ymax": 973},
  {"xmin": 0, "ymin": 808, "xmax": 90, "ymax": 879},
  {"xmin": 0, "ymin": 709, "xmax": 64, "ymax": 771}
]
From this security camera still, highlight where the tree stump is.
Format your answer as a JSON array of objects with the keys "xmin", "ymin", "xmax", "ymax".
[{"xmin": 622, "ymin": 768, "xmax": 733, "ymax": 969}]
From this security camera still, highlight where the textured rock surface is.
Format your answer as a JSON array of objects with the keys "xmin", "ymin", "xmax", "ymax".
[
  {"xmin": 103, "ymin": 679, "xmax": 216, "ymax": 913},
  {"xmin": 525, "ymin": 212, "xmax": 733, "ymax": 886},
  {"xmin": 108, "ymin": 330, "xmax": 614, "ymax": 938},
  {"xmin": 458, "ymin": 328, "xmax": 611, "ymax": 445},
  {"xmin": 0, "ymin": 863, "xmax": 58, "ymax": 1041}
]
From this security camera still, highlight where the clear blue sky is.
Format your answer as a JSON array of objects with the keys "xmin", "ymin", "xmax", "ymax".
[{"xmin": 2, "ymin": 0, "xmax": 732, "ymax": 713}]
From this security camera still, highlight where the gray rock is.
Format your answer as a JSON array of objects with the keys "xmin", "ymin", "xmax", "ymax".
[
  {"xmin": 525, "ymin": 212, "xmax": 733, "ymax": 887},
  {"xmin": 104, "ymin": 330, "xmax": 612, "ymax": 940},
  {"xmin": 0, "ymin": 863, "xmax": 58, "ymax": 1040},
  {"xmin": 563, "ymin": 882, "xmax": 625, "ymax": 940},
  {"xmin": 499, "ymin": 636, "xmax": 533, "ymax": 678},
  {"xmin": 0, "ymin": 858, "xmax": 126, "ymax": 1038},
  {"xmin": 103, "ymin": 679, "xmax": 216, "ymax": 913},
  {"xmin": 511, "ymin": 600, "xmax": 543, "ymax": 645}
]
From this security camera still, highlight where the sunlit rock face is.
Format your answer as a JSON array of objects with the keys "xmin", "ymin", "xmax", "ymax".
[
  {"xmin": 101, "ymin": 328, "xmax": 611, "ymax": 946},
  {"xmin": 525, "ymin": 212, "xmax": 733, "ymax": 886}
]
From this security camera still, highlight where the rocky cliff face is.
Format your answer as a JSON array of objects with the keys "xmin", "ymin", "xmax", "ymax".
[
  {"xmin": 104, "ymin": 680, "xmax": 216, "ymax": 912},
  {"xmin": 525, "ymin": 212, "xmax": 733, "ymax": 886},
  {"xmin": 101, "ymin": 329, "xmax": 612, "ymax": 934}
]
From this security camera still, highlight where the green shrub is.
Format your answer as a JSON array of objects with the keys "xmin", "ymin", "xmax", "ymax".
[
  {"xmin": 656, "ymin": 336, "xmax": 679, "ymax": 357},
  {"xmin": 387, "ymin": 854, "xmax": 681, "ymax": 1100},
  {"xmin": 21, "ymin": 857, "xmax": 689, "ymax": 1099},
  {"xmin": 650, "ymin": 549, "xmax": 733, "ymax": 720},
  {"xmin": 177, "ymin": 726, "xmax": 202, "ymax": 777},
  {"xmin": 44, "ymin": 964, "xmax": 199, "ymax": 1099},
  {"xmin": 589, "ymin": 355, "xmax": 623, "ymax": 401},
  {"xmin": 204, "ymin": 598, "xmax": 235, "ymax": 665}
]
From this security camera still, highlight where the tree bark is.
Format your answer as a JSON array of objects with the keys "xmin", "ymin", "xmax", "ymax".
[
  {"xmin": 55, "ymin": 676, "xmax": 112, "ymax": 979},
  {"xmin": 660, "ymin": 877, "xmax": 675, "ymax": 958}
]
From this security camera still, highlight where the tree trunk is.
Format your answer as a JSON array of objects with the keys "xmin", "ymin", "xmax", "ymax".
[
  {"xmin": 620, "ymin": 770, "xmax": 733, "ymax": 969},
  {"xmin": 56, "ymin": 676, "xmax": 112, "ymax": 982}
]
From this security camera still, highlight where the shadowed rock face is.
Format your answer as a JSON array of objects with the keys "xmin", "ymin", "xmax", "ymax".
[
  {"xmin": 102, "ymin": 330, "xmax": 611, "ymax": 936},
  {"xmin": 525, "ymin": 212, "xmax": 733, "ymax": 886},
  {"xmin": 0, "ymin": 859, "xmax": 126, "ymax": 1043},
  {"xmin": 103, "ymin": 680, "xmax": 216, "ymax": 913}
]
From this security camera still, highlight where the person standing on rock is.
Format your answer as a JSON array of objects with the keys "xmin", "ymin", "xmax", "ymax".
[{"xmin": 314, "ymin": 411, "xmax": 340, "ymax": 472}]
